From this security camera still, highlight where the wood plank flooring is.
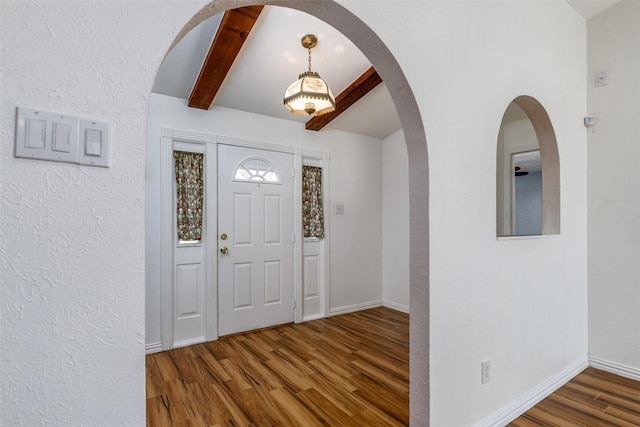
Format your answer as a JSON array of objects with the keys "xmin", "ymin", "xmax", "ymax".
[
  {"xmin": 147, "ymin": 308, "xmax": 640, "ymax": 426},
  {"xmin": 510, "ymin": 367, "xmax": 640, "ymax": 426},
  {"xmin": 146, "ymin": 307, "xmax": 409, "ymax": 426}
]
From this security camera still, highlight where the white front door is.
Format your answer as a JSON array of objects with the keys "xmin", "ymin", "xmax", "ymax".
[{"xmin": 217, "ymin": 144, "xmax": 295, "ymax": 336}]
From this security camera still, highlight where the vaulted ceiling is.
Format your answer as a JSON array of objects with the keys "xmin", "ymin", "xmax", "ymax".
[
  {"xmin": 152, "ymin": 2, "xmax": 620, "ymax": 140},
  {"xmin": 152, "ymin": 5, "xmax": 401, "ymax": 139}
]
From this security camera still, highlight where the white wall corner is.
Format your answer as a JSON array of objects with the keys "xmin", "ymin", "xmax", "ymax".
[
  {"xmin": 145, "ymin": 342, "xmax": 163, "ymax": 355},
  {"xmin": 473, "ymin": 356, "xmax": 589, "ymax": 427},
  {"xmin": 330, "ymin": 300, "xmax": 383, "ymax": 316},
  {"xmin": 589, "ymin": 356, "xmax": 640, "ymax": 381},
  {"xmin": 383, "ymin": 299, "xmax": 409, "ymax": 314}
]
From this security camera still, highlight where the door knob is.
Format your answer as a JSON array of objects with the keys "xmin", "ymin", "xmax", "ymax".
[{"xmin": 220, "ymin": 246, "xmax": 229, "ymax": 255}]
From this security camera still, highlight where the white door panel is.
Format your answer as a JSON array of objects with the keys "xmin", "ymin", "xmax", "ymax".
[
  {"xmin": 234, "ymin": 193, "xmax": 253, "ymax": 244},
  {"xmin": 233, "ymin": 263, "xmax": 253, "ymax": 308},
  {"xmin": 218, "ymin": 144, "xmax": 294, "ymax": 336},
  {"xmin": 175, "ymin": 263, "xmax": 201, "ymax": 317},
  {"xmin": 173, "ymin": 261, "xmax": 206, "ymax": 346},
  {"xmin": 264, "ymin": 260, "xmax": 282, "ymax": 304}
]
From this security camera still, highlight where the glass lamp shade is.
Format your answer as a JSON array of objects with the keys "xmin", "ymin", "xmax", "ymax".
[{"xmin": 284, "ymin": 71, "xmax": 336, "ymax": 116}]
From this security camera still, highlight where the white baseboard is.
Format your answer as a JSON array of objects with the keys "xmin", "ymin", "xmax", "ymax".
[
  {"xmin": 474, "ymin": 356, "xmax": 588, "ymax": 427},
  {"xmin": 145, "ymin": 342, "xmax": 163, "ymax": 354},
  {"xmin": 302, "ymin": 313, "xmax": 326, "ymax": 322},
  {"xmin": 589, "ymin": 355, "xmax": 640, "ymax": 381},
  {"xmin": 330, "ymin": 300, "xmax": 383, "ymax": 316},
  {"xmin": 305, "ymin": 300, "xmax": 406, "ymax": 321},
  {"xmin": 383, "ymin": 300, "xmax": 409, "ymax": 313}
]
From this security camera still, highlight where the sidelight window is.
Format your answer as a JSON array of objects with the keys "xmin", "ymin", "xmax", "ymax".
[
  {"xmin": 174, "ymin": 150, "xmax": 204, "ymax": 242},
  {"xmin": 302, "ymin": 165, "xmax": 324, "ymax": 239}
]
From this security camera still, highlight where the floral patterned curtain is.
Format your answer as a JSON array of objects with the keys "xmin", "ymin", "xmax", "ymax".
[
  {"xmin": 174, "ymin": 151, "xmax": 204, "ymax": 241},
  {"xmin": 302, "ymin": 166, "xmax": 324, "ymax": 239}
]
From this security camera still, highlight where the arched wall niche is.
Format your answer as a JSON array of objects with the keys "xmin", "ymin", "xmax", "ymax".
[
  {"xmin": 161, "ymin": 1, "xmax": 431, "ymax": 424},
  {"xmin": 497, "ymin": 95, "xmax": 560, "ymax": 237}
]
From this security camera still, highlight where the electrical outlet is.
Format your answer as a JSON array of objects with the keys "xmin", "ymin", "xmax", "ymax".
[{"xmin": 482, "ymin": 360, "xmax": 491, "ymax": 384}]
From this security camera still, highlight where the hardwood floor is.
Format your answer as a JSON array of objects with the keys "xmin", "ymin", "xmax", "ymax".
[
  {"xmin": 146, "ymin": 307, "xmax": 409, "ymax": 426},
  {"xmin": 510, "ymin": 367, "xmax": 640, "ymax": 426},
  {"xmin": 147, "ymin": 308, "xmax": 640, "ymax": 426}
]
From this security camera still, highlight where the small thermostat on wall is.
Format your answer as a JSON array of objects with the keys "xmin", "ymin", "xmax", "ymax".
[{"xmin": 584, "ymin": 116, "xmax": 596, "ymax": 127}]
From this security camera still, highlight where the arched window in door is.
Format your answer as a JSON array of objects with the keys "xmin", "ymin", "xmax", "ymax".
[{"xmin": 233, "ymin": 157, "xmax": 281, "ymax": 184}]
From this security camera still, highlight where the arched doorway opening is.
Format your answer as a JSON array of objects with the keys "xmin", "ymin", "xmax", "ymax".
[{"xmin": 154, "ymin": 1, "xmax": 430, "ymax": 423}]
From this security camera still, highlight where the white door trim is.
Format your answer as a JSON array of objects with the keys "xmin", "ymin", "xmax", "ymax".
[
  {"xmin": 159, "ymin": 129, "xmax": 173, "ymax": 350},
  {"xmin": 159, "ymin": 128, "xmax": 328, "ymax": 349},
  {"xmin": 204, "ymin": 142, "xmax": 217, "ymax": 340},
  {"xmin": 320, "ymin": 156, "xmax": 331, "ymax": 319},
  {"xmin": 293, "ymin": 152, "xmax": 304, "ymax": 323}
]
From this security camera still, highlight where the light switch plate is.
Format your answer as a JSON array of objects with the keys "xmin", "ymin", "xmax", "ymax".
[
  {"xmin": 15, "ymin": 106, "xmax": 109, "ymax": 168},
  {"xmin": 15, "ymin": 107, "xmax": 78, "ymax": 163},
  {"xmin": 78, "ymin": 119, "xmax": 109, "ymax": 167}
]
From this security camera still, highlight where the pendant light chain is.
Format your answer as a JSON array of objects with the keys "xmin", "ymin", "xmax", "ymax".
[{"xmin": 308, "ymin": 48, "xmax": 312, "ymax": 73}]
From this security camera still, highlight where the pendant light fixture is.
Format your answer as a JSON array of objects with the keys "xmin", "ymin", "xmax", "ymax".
[{"xmin": 284, "ymin": 34, "xmax": 336, "ymax": 116}]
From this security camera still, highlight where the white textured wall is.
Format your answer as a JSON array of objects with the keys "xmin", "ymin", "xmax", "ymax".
[
  {"xmin": 0, "ymin": 2, "xmax": 204, "ymax": 425},
  {"xmin": 587, "ymin": 0, "xmax": 640, "ymax": 374},
  {"xmin": 423, "ymin": 3, "xmax": 587, "ymax": 424},
  {"xmin": 1, "ymin": 1, "xmax": 591, "ymax": 426},
  {"xmin": 424, "ymin": 4, "xmax": 587, "ymax": 424},
  {"xmin": 342, "ymin": 1, "xmax": 587, "ymax": 425},
  {"xmin": 328, "ymin": 126, "xmax": 383, "ymax": 310},
  {"xmin": 382, "ymin": 129, "xmax": 410, "ymax": 311},
  {"xmin": 146, "ymin": 94, "xmax": 384, "ymax": 346}
]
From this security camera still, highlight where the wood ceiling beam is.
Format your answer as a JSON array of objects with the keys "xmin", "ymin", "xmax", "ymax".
[
  {"xmin": 188, "ymin": 6, "xmax": 264, "ymax": 110},
  {"xmin": 305, "ymin": 66, "xmax": 382, "ymax": 132}
]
